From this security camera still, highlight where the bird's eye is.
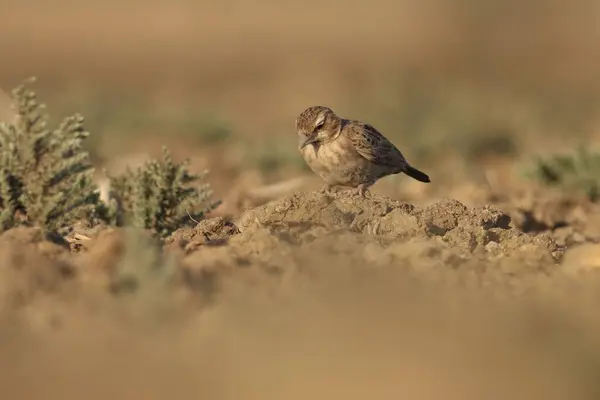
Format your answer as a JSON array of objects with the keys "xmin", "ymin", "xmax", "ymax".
[{"xmin": 315, "ymin": 120, "xmax": 325, "ymax": 131}]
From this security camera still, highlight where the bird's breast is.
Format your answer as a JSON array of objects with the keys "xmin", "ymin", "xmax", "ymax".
[
  {"xmin": 301, "ymin": 139, "xmax": 351, "ymax": 168},
  {"xmin": 300, "ymin": 138, "xmax": 370, "ymax": 186}
]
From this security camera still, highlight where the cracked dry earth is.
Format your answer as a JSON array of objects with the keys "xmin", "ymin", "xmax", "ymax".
[{"xmin": 4, "ymin": 191, "xmax": 600, "ymax": 399}]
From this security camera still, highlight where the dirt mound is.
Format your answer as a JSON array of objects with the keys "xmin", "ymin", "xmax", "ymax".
[
  {"xmin": 177, "ymin": 191, "xmax": 560, "ymax": 256},
  {"xmin": 228, "ymin": 191, "xmax": 556, "ymax": 255},
  {"xmin": 0, "ymin": 191, "xmax": 574, "ymax": 308},
  {"xmin": 495, "ymin": 188, "xmax": 600, "ymax": 249},
  {"xmin": 4, "ymin": 190, "xmax": 598, "ymax": 315},
  {"xmin": 163, "ymin": 191, "xmax": 565, "ymax": 298}
]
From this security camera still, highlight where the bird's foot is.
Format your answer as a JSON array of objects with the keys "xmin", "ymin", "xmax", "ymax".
[
  {"xmin": 356, "ymin": 183, "xmax": 372, "ymax": 198},
  {"xmin": 319, "ymin": 184, "xmax": 335, "ymax": 195}
]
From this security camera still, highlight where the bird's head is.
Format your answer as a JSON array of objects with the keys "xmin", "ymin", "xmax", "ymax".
[{"xmin": 295, "ymin": 106, "xmax": 343, "ymax": 150}]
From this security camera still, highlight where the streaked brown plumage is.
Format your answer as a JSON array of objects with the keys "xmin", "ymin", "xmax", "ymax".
[{"xmin": 296, "ymin": 106, "xmax": 430, "ymax": 196}]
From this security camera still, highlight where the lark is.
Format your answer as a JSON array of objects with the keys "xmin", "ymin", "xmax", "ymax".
[{"xmin": 296, "ymin": 106, "xmax": 430, "ymax": 196}]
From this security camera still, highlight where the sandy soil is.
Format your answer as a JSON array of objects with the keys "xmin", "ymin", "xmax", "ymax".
[{"xmin": 1, "ymin": 189, "xmax": 600, "ymax": 399}]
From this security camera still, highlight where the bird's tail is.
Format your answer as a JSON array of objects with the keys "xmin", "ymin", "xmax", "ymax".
[{"xmin": 404, "ymin": 164, "xmax": 431, "ymax": 183}]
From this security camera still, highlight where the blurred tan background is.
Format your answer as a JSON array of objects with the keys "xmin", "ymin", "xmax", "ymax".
[{"xmin": 2, "ymin": 0, "xmax": 600, "ymax": 201}]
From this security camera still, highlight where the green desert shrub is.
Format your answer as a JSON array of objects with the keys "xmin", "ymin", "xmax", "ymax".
[
  {"xmin": 0, "ymin": 78, "xmax": 101, "ymax": 233},
  {"xmin": 106, "ymin": 146, "xmax": 221, "ymax": 238},
  {"xmin": 525, "ymin": 146, "xmax": 600, "ymax": 201},
  {"xmin": 0, "ymin": 78, "xmax": 220, "ymax": 237}
]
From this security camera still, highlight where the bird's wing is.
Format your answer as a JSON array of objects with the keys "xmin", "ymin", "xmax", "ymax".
[{"xmin": 346, "ymin": 122, "xmax": 407, "ymax": 168}]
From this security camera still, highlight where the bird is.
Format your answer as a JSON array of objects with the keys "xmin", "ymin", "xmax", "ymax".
[{"xmin": 295, "ymin": 105, "xmax": 430, "ymax": 197}]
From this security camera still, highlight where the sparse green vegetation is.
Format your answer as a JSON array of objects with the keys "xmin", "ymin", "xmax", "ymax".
[
  {"xmin": 525, "ymin": 146, "xmax": 600, "ymax": 201},
  {"xmin": 0, "ymin": 78, "xmax": 101, "ymax": 233},
  {"xmin": 0, "ymin": 78, "xmax": 220, "ymax": 238},
  {"xmin": 107, "ymin": 146, "xmax": 221, "ymax": 237}
]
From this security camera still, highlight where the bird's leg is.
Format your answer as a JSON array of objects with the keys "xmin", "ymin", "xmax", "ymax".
[{"xmin": 356, "ymin": 183, "xmax": 372, "ymax": 198}]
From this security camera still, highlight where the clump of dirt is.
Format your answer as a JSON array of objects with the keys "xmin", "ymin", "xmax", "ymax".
[
  {"xmin": 232, "ymin": 191, "xmax": 560, "ymax": 256},
  {"xmin": 166, "ymin": 191, "xmax": 565, "ymax": 298},
  {"xmin": 164, "ymin": 216, "xmax": 240, "ymax": 253},
  {"xmin": 494, "ymin": 187, "xmax": 600, "ymax": 248}
]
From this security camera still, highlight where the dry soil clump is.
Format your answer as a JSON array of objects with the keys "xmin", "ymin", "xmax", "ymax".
[{"xmin": 166, "ymin": 191, "xmax": 564, "ymax": 296}]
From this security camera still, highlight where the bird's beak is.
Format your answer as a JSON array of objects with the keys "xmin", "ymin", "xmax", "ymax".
[{"xmin": 299, "ymin": 133, "xmax": 318, "ymax": 150}]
